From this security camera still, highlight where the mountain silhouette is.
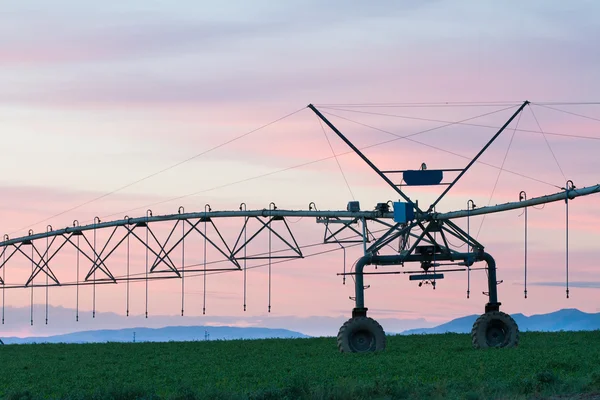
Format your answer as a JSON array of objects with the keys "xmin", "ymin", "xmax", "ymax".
[
  {"xmin": 1, "ymin": 325, "xmax": 308, "ymax": 344},
  {"xmin": 402, "ymin": 308, "xmax": 600, "ymax": 334}
]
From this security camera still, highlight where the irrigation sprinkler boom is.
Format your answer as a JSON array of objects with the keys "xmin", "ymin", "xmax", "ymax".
[
  {"xmin": 2, "ymin": 183, "xmax": 596, "ymax": 249},
  {"xmin": 0, "ymin": 101, "xmax": 598, "ymax": 352},
  {"xmin": 309, "ymin": 100, "xmax": 598, "ymax": 352}
]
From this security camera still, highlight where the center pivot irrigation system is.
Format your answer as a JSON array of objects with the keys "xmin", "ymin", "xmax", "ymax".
[{"xmin": 1, "ymin": 101, "xmax": 599, "ymax": 352}]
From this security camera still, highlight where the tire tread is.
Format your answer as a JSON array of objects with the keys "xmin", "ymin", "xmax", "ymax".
[
  {"xmin": 471, "ymin": 311, "xmax": 519, "ymax": 349},
  {"xmin": 337, "ymin": 317, "xmax": 386, "ymax": 353}
]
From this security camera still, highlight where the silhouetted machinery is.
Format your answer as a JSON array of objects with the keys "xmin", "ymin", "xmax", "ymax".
[
  {"xmin": 308, "ymin": 102, "xmax": 598, "ymax": 352},
  {"xmin": 1, "ymin": 101, "xmax": 598, "ymax": 352}
]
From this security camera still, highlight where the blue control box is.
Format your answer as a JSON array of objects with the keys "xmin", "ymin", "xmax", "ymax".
[{"xmin": 393, "ymin": 202, "xmax": 415, "ymax": 223}]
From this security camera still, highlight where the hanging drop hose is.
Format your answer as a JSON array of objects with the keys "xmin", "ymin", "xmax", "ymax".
[
  {"xmin": 318, "ymin": 201, "xmax": 348, "ymax": 286},
  {"xmin": 2, "ymin": 234, "xmax": 6, "ymax": 324},
  {"xmin": 240, "ymin": 203, "xmax": 247, "ymax": 312},
  {"xmin": 93, "ymin": 216, "xmax": 100, "ymax": 319},
  {"xmin": 566, "ymin": 195, "xmax": 569, "ymax": 299},
  {"xmin": 519, "ymin": 191, "xmax": 528, "ymax": 299},
  {"xmin": 342, "ymin": 247, "xmax": 346, "ymax": 285},
  {"xmin": 268, "ymin": 223, "xmax": 272, "ymax": 313},
  {"xmin": 30, "ymin": 234, "xmax": 34, "ymax": 326},
  {"xmin": 466, "ymin": 199, "xmax": 476, "ymax": 299},
  {"xmin": 125, "ymin": 216, "xmax": 130, "ymax": 317},
  {"xmin": 268, "ymin": 202, "xmax": 276, "ymax": 313},
  {"xmin": 145, "ymin": 210, "xmax": 151, "ymax": 318},
  {"xmin": 432, "ymin": 208, "xmax": 437, "ymax": 290},
  {"xmin": 179, "ymin": 207, "xmax": 185, "ymax": 317},
  {"xmin": 203, "ymin": 204, "xmax": 210, "ymax": 315},
  {"xmin": 467, "ymin": 208, "xmax": 470, "ymax": 298},
  {"xmin": 74, "ymin": 221, "xmax": 79, "ymax": 322},
  {"xmin": 244, "ymin": 220, "xmax": 247, "ymax": 311},
  {"xmin": 45, "ymin": 226, "xmax": 50, "ymax": 324},
  {"xmin": 565, "ymin": 180, "xmax": 575, "ymax": 299}
]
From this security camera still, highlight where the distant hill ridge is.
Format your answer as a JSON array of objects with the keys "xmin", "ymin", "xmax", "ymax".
[
  {"xmin": 401, "ymin": 308, "xmax": 600, "ymax": 335},
  {"xmin": 1, "ymin": 308, "xmax": 597, "ymax": 344},
  {"xmin": 1, "ymin": 325, "xmax": 308, "ymax": 345}
]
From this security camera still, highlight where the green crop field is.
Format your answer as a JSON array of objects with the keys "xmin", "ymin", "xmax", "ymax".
[{"xmin": 1, "ymin": 331, "xmax": 600, "ymax": 400}]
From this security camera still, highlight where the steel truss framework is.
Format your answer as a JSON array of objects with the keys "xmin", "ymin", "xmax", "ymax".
[
  {"xmin": 0, "ymin": 210, "xmax": 314, "ymax": 289},
  {"xmin": 1, "ymin": 101, "xmax": 599, "ymax": 351},
  {"xmin": 1, "ymin": 185, "xmax": 597, "ymax": 288}
]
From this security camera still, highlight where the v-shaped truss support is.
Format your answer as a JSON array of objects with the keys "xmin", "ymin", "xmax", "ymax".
[
  {"xmin": 1, "ymin": 240, "xmax": 63, "ymax": 287},
  {"xmin": 308, "ymin": 101, "xmax": 530, "ymax": 214},
  {"xmin": 231, "ymin": 216, "xmax": 303, "ymax": 260}
]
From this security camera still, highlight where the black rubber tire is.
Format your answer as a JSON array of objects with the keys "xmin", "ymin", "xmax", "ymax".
[
  {"xmin": 337, "ymin": 317, "xmax": 386, "ymax": 353},
  {"xmin": 471, "ymin": 311, "xmax": 519, "ymax": 349}
]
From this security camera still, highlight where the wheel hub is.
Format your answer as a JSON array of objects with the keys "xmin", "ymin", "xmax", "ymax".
[
  {"xmin": 350, "ymin": 329, "xmax": 374, "ymax": 352},
  {"xmin": 486, "ymin": 321, "xmax": 507, "ymax": 347}
]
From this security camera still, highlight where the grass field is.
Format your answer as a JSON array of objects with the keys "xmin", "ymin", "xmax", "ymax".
[{"xmin": 1, "ymin": 331, "xmax": 600, "ymax": 400}]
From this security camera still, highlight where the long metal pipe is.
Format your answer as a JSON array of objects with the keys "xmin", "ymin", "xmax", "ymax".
[
  {"xmin": 1, "ymin": 210, "xmax": 389, "ymax": 246},
  {"xmin": 3, "ymin": 184, "xmax": 599, "ymax": 247},
  {"xmin": 435, "ymin": 184, "xmax": 600, "ymax": 220}
]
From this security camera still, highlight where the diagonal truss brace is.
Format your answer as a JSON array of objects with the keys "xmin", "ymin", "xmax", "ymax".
[
  {"xmin": 318, "ymin": 217, "xmax": 365, "ymax": 244},
  {"xmin": 184, "ymin": 218, "xmax": 240, "ymax": 269},
  {"xmin": 0, "ymin": 241, "xmax": 63, "ymax": 287},
  {"xmin": 231, "ymin": 216, "xmax": 303, "ymax": 260}
]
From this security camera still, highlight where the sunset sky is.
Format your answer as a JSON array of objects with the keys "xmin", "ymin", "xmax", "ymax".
[{"xmin": 1, "ymin": 0, "xmax": 600, "ymax": 336}]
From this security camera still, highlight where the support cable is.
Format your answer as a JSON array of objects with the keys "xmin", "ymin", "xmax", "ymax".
[
  {"xmin": 534, "ymin": 102, "xmax": 600, "ymax": 106},
  {"xmin": 97, "ymin": 110, "xmax": 560, "ymax": 223},
  {"xmin": 9, "ymin": 108, "xmax": 306, "ymax": 236},
  {"xmin": 97, "ymin": 106, "xmax": 538, "ymax": 222},
  {"xmin": 534, "ymin": 103, "xmax": 600, "ymax": 123},
  {"xmin": 317, "ymin": 117, "xmax": 355, "ymax": 200},
  {"xmin": 7, "ymin": 101, "xmax": 600, "ymax": 243},
  {"xmin": 317, "ymin": 101, "xmax": 600, "ymax": 107},
  {"xmin": 476, "ymin": 112, "xmax": 523, "ymax": 239},
  {"xmin": 319, "ymin": 106, "xmax": 600, "ymax": 141},
  {"xmin": 322, "ymin": 110, "xmax": 560, "ymax": 190},
  {"xmin": 315, "ymin": 101, "xmax": 523, "ymax": 108},
  {"xmin": 529, "ymin": 105, "xmax": 567, "ymax": 182}
]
